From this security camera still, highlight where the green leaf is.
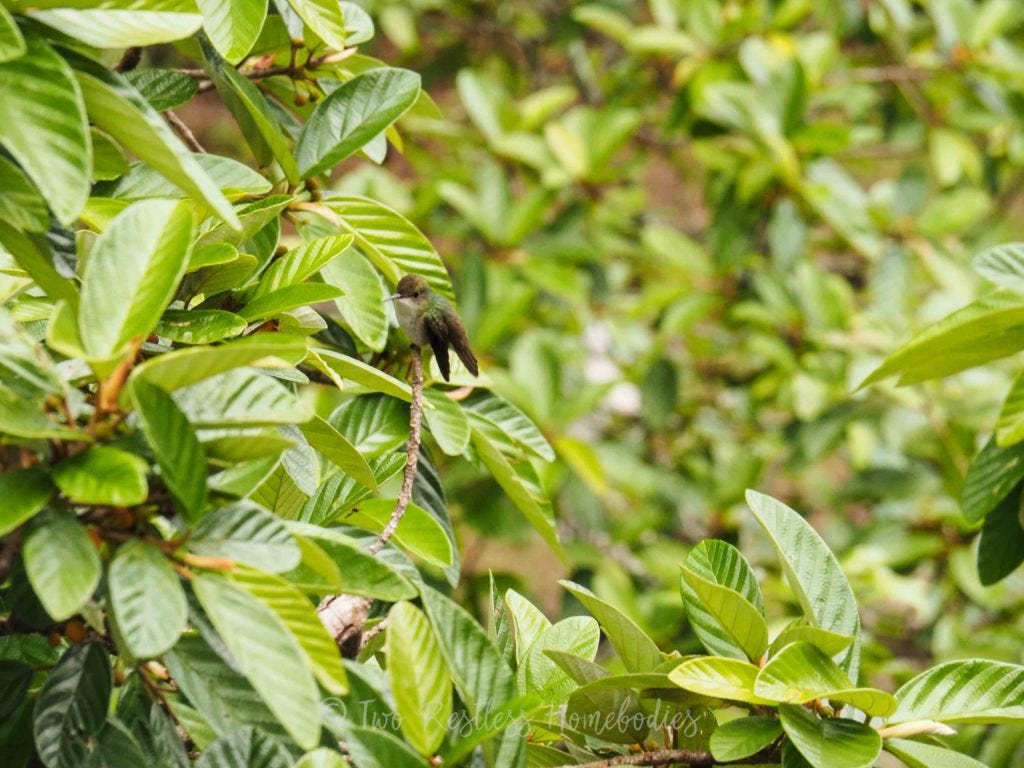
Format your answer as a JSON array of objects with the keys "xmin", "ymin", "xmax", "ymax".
[
  {"xmin": 309, "ymin": 348, "xmax": 412, "ymax": 400},
  {"xmin": 421, "ymin": 585, "xmax": 516, "ymax": 722},
  {"xmin": 295, "ymin": 748, "xmax": 348, "ymax": 768},
  {"xmin": 890, "ymin": 659, "xmax": 1024, "ymax": 724},
  {"xmin": 996, "ymin": 369, "xmax": 1024, "ymax": 445},
  {"xmin": 885, "ymin": 738, "xmax": 991, "ymax": 768},
  {"xmin": 190, "ymin": 502, "xmax": 301, "ymax": 572},
  {"xmin": 324, "ymin": 196, "xmax": 454, "ymax": 299},
  {"xmin": 755, "ymin": 642, "xmax": 896, "ymax": 716},
  {"xmin": 473, "ymin": 429, "xmax": 562, "ymax": 558},
  {"xmin": 0, "ymin": 154, "xmax": 49, "ymax": 232},
  {"xmin": 123, "ymin": 68, "xmax": 199, "ymax": 111},
  {"xmin": 387, "ymin": 601, "xmax": 452, "ymax": 755},
  {"xmin": 131, "ymin": 378, "xmax": 207, "ymax": 520},
  {"xmin": 517, "ymin": 616, "xmax": 599, "ymax": 703},
  {"xmin": 299, "ymin": 415, "xmax": 377, "ymax": 489},
  {"xmin": 681, "ymin": 539, "xmax": 768, "ymax": 662},
  {"xmin": 341, "ymin": 726, "xmax": 428, "ymax": 768},
  {"xmin": 254, "ymin": 234, "xmax": 352, "ymax": 298},
  {"xmin": 745, "ymin": 490, "xmax": 862, "ymax": 680},
  {"xmin": 155, "ymin": 310, "xmax": 247, "ymax": 345},
  {"xmin": 961, "ymin": 437, "xmax": 1024, "ymax": 523},
  {"xmin": 98, "ymin": 154, "xmax": 272, "ymax": 201},
  {"xmin": 287, "ymin": 523, "xmax": 416, "ymax": 600},
  {"xmin": 861, "ymin": 291, "xmax": 1024, "ymax": 387},
  {"xmin": 668, "ymin": 656, "xmax": 773, "ymax": 705},
  {"xmin": 769, "ymin": 623, "xmax": 854, "ymax": 658},
  {"xmin": 192, "ymin": 573, "xmax": 320, "ymax": 749},
  {"xmin": 559, "ymin": 580, "xmax": 661, "ymax": 673},
  {"xmin": 108, "ymin": 540, "xmax": 187, "ymax": 659},
  {"xmin": 238, "ymin": 282, "xmax": 342, "ymax": 321},
  {"xmin": 973, "ymin": 243, "xmax": 1024, "ymax": 292},
  {"xmin": 33, "ymin": 643, "xmax": 111, "ymax": 768},
  {"xmin": 320, "ymin": 247, "xmax": 388, "ymax": 351},
  {"xmin": 194, "ymin": 726, "xmax": 291, "ymax": 768},
  {"xmin": 505, "ymin": 589, "xmax": 551, "ymax": 663},
  {"xmin": 173, "ymin": 368, "xmax": 313, "ymax": 427},
  {"xmin": 164, "ymin": 634, "xmax": 285, "ymax": 741},
  {"xmin": 197, "ymin": 0, "xmax": 268, "ymax": 63},
  {"xmin": 977, "ymin": 490, "xmax": 1024, "ymax": 584},
  {"xmin": 0, "ymin": 6, "xmax": 25, "ymax": 62},
  {"xmin": 0, "ymin": 468, "xmax": 53, "ymax": 537},
  {"xmin": 229, "ymin": 564, "xmax": 348, "ymax": 695},
  {"xmin": 463, "ymin": 391, "xmax": 555, "ymax": 462},
  {"xmin": 709, "ymin": 716, "xmax": 783, "ymax": 762},
  {"xmin": 79, "ymin": 199, "xmax": 194, "ymax": 361},
  {"xmin": 780, "ymin": 704, "xmax": 881, "ymax": 768},
  {"xmin": 0, "ymin": 37, "xmax": 90, "ymax": 224},
  {"xmin": 565, "ymin": 680, "xmax": 648, "ymax": 744},
  {"xmin": 0, "ymin": 386, "xmax": 84, "ymax": 442},
  {"xmin": 297, "ymin": 68, "xmax": 420, "ymax": 178},
  {"xmin": 0, "ymin": 660, "xmax": 32, "ymax": 721},
  {"xmin": 52, "ymin": 447, "xmax": 149, "ymax": 506},
  {"xmin": 201, "ymin": 38, "xmax": 299, "ymax": 183},
  {"xmin": 29, "ymin": 9, "xmax": 202, "ymax": 47},
  {"xmin": 342, "ymin": 498, "xmax": 452, "ymax": 567},
  {"xmin": 70, "ymin": 51, "xmax": 239, "ymax": 229},
  {"xmin": 423, "ymin": 390, "xmax": 471, "ymax": 456},
  {"xmin": 131, "ymin": 334, "xmax": 308, "ymax": 392}
]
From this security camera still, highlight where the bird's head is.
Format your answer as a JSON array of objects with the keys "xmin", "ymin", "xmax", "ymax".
[{"xmin": 386, "ymin": 274, "xmax": 431, "ymax": 311}]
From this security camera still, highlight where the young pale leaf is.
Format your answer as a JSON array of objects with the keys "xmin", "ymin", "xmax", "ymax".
[
  {"xmin": 196, "ymin": 0, "xmax": 268, "ymax": 63},
  {"xmin": 27, "ymin": 9, "xmax": 202, "ymax": 47},
  {"xmin": 0, "ymin": 6, "xmax": 25, "ymax": 62},
  {"xmin": 108, "ymin": 541, "xmax": 187, "ymax": 659},
  {"xmin": 709, "ymin": 716, "xmax": 782, "ymax": 762},
  {"xmin": 960, "ymin": 438, "xmax": 1024, "ymax": 523},
  {"xmin": 131, "ymin": 379, "xmax": 207, "ymax": 520},
  {"xmin": 890, "ymin": 659, "xmax": 1024, "ymax": 724},
  {"xmin": 190, "ymin": 502, "xmax": 301, "ymax": 572},
  {"xmin": 296, "ymin": 68, "xmax": 420, "ymax": 178},
  {"xmin": 0, "ymin": 468, "xmax": 52, "ymax": 537},
  {"xmin": 324, "ymin": 196, "xmax": 454, "ymax": 299},
  {"xmin": 0, "ymin": 37, "xmax": 89, "ymax": 225},
  {"xmin": 194, "ymin": 725, "xmax": 291, "ymax": 768},
  {"xmin": 516, "ymin": 616, "xmax": 599, "ymax": 703},
  {"xmin": 779, "ymin": 704, "xmax": 881, "ymax": 768},
  {"xmin": 299, "ymin": 415, "xmax": 377, "ymax": 489},
  {"xmin": 69, "ymin": 51, "xmax": 239, "ymax": 229},
  {"xmin": 131, "ymin": 334, "xmax": 308, "ymax": 392},
  {"xmin": 386, "ymin": 601, "xmax": 452, "ymax": 755},
  {"xmin": 668, "ymin": 656, "xmax": 773, "ymax": 705},
  {"xmin": 996, "ymin": 369, "xmax": 1024, "ymax": 445},
  {"xmin": 229, "ymin": 564, "xmax": 348, "ymax": 695},
  {"xmin": 99, "ymin": 154, "xmax": 271, "ymax": 202},
  {"xmin": 237, "ymin": 282, "xmax": 342, "ymax": 321},
  {"xmin": 885, "ymin": 738, "xmax": 991, "ymax": 768},
  {"xmin": 52, "ymin": 446, "xmax": 149, "ymax": 506},
  {"xmin": 755, "ymin": 642, "xmax": 896, "ymax": 717},
  {"xmin": 473, "ymin": 430, "xmax": 563, "ymax": 559},
  {"xmin": 192, "ymin": 574, "xmax": 320, "ymax": 749},
  {"xmin": 23, "ymin": 510, "xmax": 101, "ymax": 622},
  {"xmin": 79, "ymin": 199, "xmax": 194, "ymax": 361},
  {"xmin": 423, "ymin": 390, "xmax": 471, "ymax": 456},
  {"xmin": 559, "ymin": 580, "xmax": 661, "ymax": 673},
  {"xmin": 973, "ymin": 242, "xmax": 1024, "ymax": 292},
  {"xmin": 295, "ymin": 749, "xmax": 348, "ymax": 768},
  {"xmin": 769, "ymin": 623, "xmax": 854, "ymax": 658},
  {"xmin": 0, "ymin": 154, "xmax": 48, "ymax": 232},
  {"xmin": 309, "ymin": 348, "xmax": 412, "ymax": 401},
  {"xmin": 745, "ymin": 490, "xmax": 862, "ymax": 680},
  {"xmin": 505, "ymin": 590, "xmax": 552, "ymax": 663},
  {"xmin": 861, "ymin": 291, "xmax": 1024, "ymax": 387},
  {"xmin": 33, "ymin": 643, "xmax": 111, "ymax": 768},
  {"xmin": 320, "ymin": 247, "xmax": 389, "ymax": 350},
  {"xmin": 253, "ymin": 234, "xmax": 352, "ymax": 298},
  {"xmin": 342, "ymin": 498, "xmax": 452, "ymax": 567}
]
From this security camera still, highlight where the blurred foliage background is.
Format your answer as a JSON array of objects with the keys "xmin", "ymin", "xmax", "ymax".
[{"xmin": 193, "ymin": 0, "xmax": 1024, "ymax": 727}]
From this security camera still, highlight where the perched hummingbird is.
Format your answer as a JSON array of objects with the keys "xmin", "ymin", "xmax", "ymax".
[{"xmin": 386, "ymin": 274, "xmax": 478, "ymax": 382}]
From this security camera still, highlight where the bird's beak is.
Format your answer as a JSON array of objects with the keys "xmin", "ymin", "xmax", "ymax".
[{"xmin": 384, "ymin": 293, "xmax": 400, "ymax": 302}]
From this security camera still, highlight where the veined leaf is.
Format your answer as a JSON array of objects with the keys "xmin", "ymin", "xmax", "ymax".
[
  {"xmin": 192, "ymin": 574, "xmax": 320, "ymax": 749},
  {"xmin": 0, "ymin": 154, "xmax": 48, "ymax": 232},
  {"xmin": 516, "ymin": 616, "xmax": 599, "ymax": 703},
  {"xmin": 462, "ymin": 390, "xmax": 555, "ymax": 462},
  {"xmin": 769, "ymin": 623, "xmax": 854, "ymax": 658},
  {"xmin": 960, "ymin": 437, "xmax": 1024, "ymax": 523},
  {"xmin": 287, "ymin": 0, "xmax": 349, "ymax": 49},
  {"xmin": 108, "ymin": 540, "xmax": 187, "ymax": 659},
  {"xmin": 29, "ymin": 9, "xmax": 202, "ymax": 47},
  {"xmin": 309, "ymin": 348, "xmax": 412, "ymax": 401},
  {"xmin": 0, "ymin": 37, "xmax": 90, "ymax": 225},
  {"xmin": 709, "ymin": 716, "xmax": 783, "ymax": 762},
  {"xmin": 237, "ymin": 282, "xmax": 342, "ymax": 321},
  {"xmin": 299, "ymin": 415, "xmax": 377, "ymax": 490},
  {"xmin": 123, "ymin": 67, "xmax": 198, "ymax": 111},
  {"xmin": 423, "ymin": 389, "xmax": 471, "ymax": 456},
  {"xmin": 52, "ymin": 446, "xmax": 149, "ymax": 506},
  {"xmin": 342, "ymin": 497, "xmax": 452, "ymax": 567},
  {"xmin": 98, "ymin": 154, "xmax": 271, "ymax": 201},
  {"xmin": 194, "ymin": 726, "xmax": 291, "ymax": 768},
  {"xmin": 0, "ymin": 6, "xmax": 25, "ymax": 62},
  {"xmin": 973, "ymin": 242, "xmax": 1024, "ymax": 293},
  {"xmin": 155, "ymin": 310, "xmax": 247, "ymax": 345},
  {"xmin": 0, "ymin": 468, "xmax": 53, "ymax": 537},
  {"xmin": 173, "ymin": 368, "xmax": 313, "ymax": 427},
  {"xmin": 320, "ymin": 247, "xmax": 388, "ymax": 351},
  {"xmin": 559, "ymin": 580, "xmax": 661, "ymax": 673},
  {"xmin": 505, "ymin": 590, "xmax": 551, "ymax": 664},
  {"xmin": 253, "ymin": 234, "xmax": 352, "ymax": 298},
  {"xmin": 197, "ymin": 0, "xmax": 268, "ymax": 63},
  {"xmin": 296, "ymin": 68, "xmax": 420, "ymax": 178},
  {"xmin": 190, "ymin": 502, "xmax": 301, "ymax": 573},
  {"xmin": 890, "ymin": 659, "xmax": 1024, "ymax": 724},
  {"xmin": 23, "ymin": 510, "xmax": 101, "ymax": 622},
  {"xmin": 387, "ymin": 601, "xmax": 452, "ymax": 755},
  {"xmin": 885, "ymin": 738, "xmax": 991, "ymax": 768},
  {"xmin": 779, "ymin": 704, "xmax": 881, "ymax": 768},
  {"xmin": 668, "ymin": 656, "xmax": 773, "ymax": 705}
]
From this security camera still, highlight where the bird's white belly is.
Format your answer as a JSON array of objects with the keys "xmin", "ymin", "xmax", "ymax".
[{"xmin": 394, "ymin": 298, "xmax": 428, "ymax": 346}]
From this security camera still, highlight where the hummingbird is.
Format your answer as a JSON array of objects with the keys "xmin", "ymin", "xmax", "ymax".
[{"xmin": 385, "ymin": 274, "xmax": 478, "ymax": 382}]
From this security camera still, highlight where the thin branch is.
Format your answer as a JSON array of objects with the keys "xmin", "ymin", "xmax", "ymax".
[
  {"xmin": 369, "ymin": 346, "xmax": 424, "ymax": 554},
  {"xmin": 823, "ymin": 65, "xmax": 934, "ymax": 84},
  {"xmin": 555, "ymin": 745, "xmax": 781, "ymax": 768},
  {"xmin": 177, "ymin": 49, "xmax": 356, "ymax": 83},
  {"xmin": 165, "ymin": 111, "xmax": 206, "ymax": 153},
  {"xmin": 359, "ymin": 618, "xmax": 388, "ymax": 649}
]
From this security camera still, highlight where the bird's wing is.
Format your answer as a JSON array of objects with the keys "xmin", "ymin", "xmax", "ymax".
[{"xmin": 422, "ymin": 313, "xmax": 451, "ymax": 381}]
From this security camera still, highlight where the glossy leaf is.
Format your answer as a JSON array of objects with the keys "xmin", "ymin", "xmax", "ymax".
[
  {"xmin": 108, "ymin": 540, "xmax": 187, "ymax": 659},
  {"xmin": 960, "ymin": 437, "xmax": 1024, "ymax": 523},
  {"xmin": 309, "ymin": 348, "xmax": 412, "ymax": 401},
  {"xmin": 253, "ymin": 234, "xmax": 352, "ymax": 298},
  {"xmin": 155, "ymin": 310, "xmax": 247, "ymax": 345},
  {"xmin": 193, "ymin": 573, "xmax": 320, "ymax": 749},
  {"xmin": 0, "ymin": 468, "xmax": 53, "ymax": 537},
  {"xmin": 890, "ymin": 659, "xmax": 1024, "ymax": 724},
  {"xmin": 52, "ymin": 447, "xmax": 149, "ymax": 506},
  {"xmin": 29, "ymin": 9, "xmax": 202, "ymax": 47},
  {"xmin": 124, "ymin": 68, "xmax": 199, "ymax": 111},
  {"xmin": 0, "ymin": 6, "xmax": 25, "ymax": 62},
  {"xmin": 668, "ymin": 656, "xmax": 773, "ymax": 705},
  {"xmin": 296, "ymin": 69, "xmax": 420, "ymax": 178},
  {"xmin": 320, "ymin": 247, "xmax": 389, "ymax": 350},
  {"xmin": 299, "ymin": 415, "xmax": 378, "ymax": 489},
  {"xmin": 197, "ymin": 0, "xmax": 268, "ymax": 63},
  {"xmin": 174, "ymin": 368, "xmax": 313, "ymax": 427},
  {"xmin": 237, "ymin": 282, "xmax": 342, "ymax": 321},
  {"xmin": 423, "ymin": 389, "xmax": 471, "ymax": 456},
  {"xmin": 0, "ymin": 154, "xmax": 48, "ymax": 232},
  {"xmin": 709, "ymin": 716, "xmax": 782, "ymax": 762},
  {"xmin": 885, "ymin": 739, "xmax": 991, "ymax": 768},
  {"xmin": 779, "ymin": 704, "xmax": 881, "ymax": 768},
  {"xmin": 190, "ymin": 502, "xmax": 301, "ymax": 573},
  {"xmin": 559, "ymin": 580, "xmax": 661, "ymax": 673},
  {"xmin": 462, "ymin": 390, "xmax": 555, "ymax": 461},
  {"xmin": 977, "ymin": 491, "xmax": 1024, "ymax": 584},
  {"xmin": 517, "ymin": 616, "xmax": 599, "ymax": 703},
  {"xmin": 342, "ymin": 497, "xmax": 452, "ymax": 567}
]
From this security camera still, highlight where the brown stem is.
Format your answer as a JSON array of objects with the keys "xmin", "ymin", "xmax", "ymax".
[
  {"xmin": 369, "ymin": 347, "xmax": 423, "ymax": 554},
  {"xmin": 555, "ymin": 745, "xmax": 781, "ymax": 768},
  {"xmin": 165, "ymin": 111, "xmax": 206, "ymax": 153},
  {"xmin": 177, "ymin": 49, "xmax": 356, "ymax": 83}
]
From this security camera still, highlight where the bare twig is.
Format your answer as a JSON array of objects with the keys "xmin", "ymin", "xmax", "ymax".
[
  {"xmin": 555, "ymin": 745, "xmax": 781, "ymax": 768},
  {"xmin": 165, "ymin": 111, "xmax": 206, "ymax": 153},
  {"xmin": 359, "ymin": 618, "xmax": 388, "ymax": 649},
  {"xmin": 369, "ymin": 346, "xmax": 424, "ymax": 554}
]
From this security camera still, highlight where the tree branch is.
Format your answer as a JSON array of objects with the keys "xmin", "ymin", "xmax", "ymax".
[
  {"xmin": 165, "ymin": 111, "xmax": 206, "ymax": 153},
  {"xmin": 554, "ymin": 744, "xmax": 782, "ymax": 768}
]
